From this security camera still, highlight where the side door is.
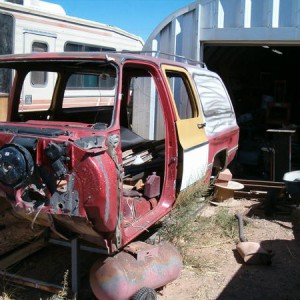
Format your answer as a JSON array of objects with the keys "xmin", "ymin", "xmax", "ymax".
[
  {"xmin": 21, "ymin": 32, "xmax": 56, "ymax": 112},
  {"xmin": 162, "ymin": 65, "xmax": 208, "ymax": 190}
]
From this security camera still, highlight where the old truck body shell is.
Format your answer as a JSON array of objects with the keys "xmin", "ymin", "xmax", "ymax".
[{"xmin": 0, "ymin": 52, "xmax": 239, "ymax": 255}]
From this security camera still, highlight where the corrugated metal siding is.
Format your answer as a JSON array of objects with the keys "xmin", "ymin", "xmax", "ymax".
[
  {"xmin": 144, "ymin": 0, "xmax": 300, "ymax": 61},
  {"xmin": 144, "ymin": 1, "xmax": 200, "ymax": 61}
]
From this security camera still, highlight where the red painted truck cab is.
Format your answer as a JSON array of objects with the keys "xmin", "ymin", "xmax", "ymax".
[{"xmin": 0, "ymin": 52, "xmax": 239, "ymax": 253}]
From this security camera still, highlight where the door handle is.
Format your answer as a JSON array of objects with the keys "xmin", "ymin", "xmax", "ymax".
[{"xmin": 197, "ymin": 123, "xmax": 206, "ymax": 129}]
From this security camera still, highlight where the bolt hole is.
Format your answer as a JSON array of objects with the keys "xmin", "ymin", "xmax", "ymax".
[{"xmin": 58, "ymin": 203, "xmax": 64, "ymax": 209}]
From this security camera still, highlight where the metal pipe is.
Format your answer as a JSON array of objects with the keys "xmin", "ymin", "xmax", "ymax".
[
  {"xmin": 48, "ymin": 238, "xmax": 108, "ymax": 254},
  {"xmin": 71, "ymin": 238, "xmax": 79, "ymax": 296},
  {"xmin": 235, "ymin": 213, "xmax": 246, "ymax": 242},
  {"xmin": 0, "ymin": 271, "xmax": 63, "ymax": 294}
]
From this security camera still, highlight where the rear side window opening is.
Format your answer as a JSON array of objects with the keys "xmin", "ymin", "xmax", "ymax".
[
  {"xmin": 165, "ymin": 70, "xmax": 198, "ymax": 120},
  {"xmin": 193, "ymin": 73, "xmax": 236, "ymax": 135},
  {"xmin": 193, "ymin": 74, "xmax": 233, "ymax": 117}
]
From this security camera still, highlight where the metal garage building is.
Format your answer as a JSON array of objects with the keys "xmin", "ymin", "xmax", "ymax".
[
  {"xmin": 144, "ymin": 0, "xmax": 300, "ymax": 126},
  {"xmin": 143, "ymin": 0, "xmax": 300, "ymax": 178}
]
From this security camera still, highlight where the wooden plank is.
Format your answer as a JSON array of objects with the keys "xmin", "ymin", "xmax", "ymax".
[
  {"xmin": 234, "ymin": 178, "xmax": 285, "ymax": 187},
  {"xmin": 242, "ymin": 184, "xmax": 285, "ymax": 191},
  {"xmin": 0, "ymin": 236, "xmax": 47, "ymax": 270},
  {"xmin": 234, "ymin": 178, "xmax": 286, "ymax": 193},
  {"xmin": 234, "ymin": 190, "xmax": 268, "ymax": 199}
]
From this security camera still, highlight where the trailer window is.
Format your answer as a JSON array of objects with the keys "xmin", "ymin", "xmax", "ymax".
[
  {"xmin": 0, "ymin": 13, "xmax": 13, "ymax": 56},
  {"xmin": 66, "ymin": 73, "xmax": 115, "ymax": 90},
  {"xmin": 63, "ymin": 71, "xmax": 117, "ymax": 109},
  {"xmin": 31, "ymin": 42, "xmax": 48, "ymax": 86},
  {"xmin": 64, "ymin": 42, "xmax": 115, "ymax": 90},
  {"xmin": 19, "ymin": 71, "xmax": 56, "ymax": 112},
  {"xmin": 64, "ymin": 42, "xmax": 115, "ymax": 52},
  {"xmin": 0, "ymin": 13, "xmax": 13, "ymax": 94},
  {"xmin": 0, "ymin": 68, "xmax": 11, "ymax": 95}
]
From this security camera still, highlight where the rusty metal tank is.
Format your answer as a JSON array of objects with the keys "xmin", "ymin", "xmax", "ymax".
[{"xmin": 90, "ymin": 241, "xmax": 182, "ymax": 300}]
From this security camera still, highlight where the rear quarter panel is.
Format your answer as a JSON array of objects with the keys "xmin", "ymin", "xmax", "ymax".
[{"xmin": 188, "ymin": 67, "xmax": 239, "ymax": 170}]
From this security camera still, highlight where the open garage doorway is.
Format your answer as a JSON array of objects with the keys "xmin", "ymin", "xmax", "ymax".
[{"xmin": 204, "ymin": 45, "xmax": 300, "ymax": 179}]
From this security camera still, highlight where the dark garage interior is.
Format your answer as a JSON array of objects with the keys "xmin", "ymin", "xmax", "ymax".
[{"xmin": 204, "ymin": 45, "xmax": 300, "ymax": 180}]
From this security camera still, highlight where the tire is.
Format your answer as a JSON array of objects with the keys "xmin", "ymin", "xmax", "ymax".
[{"xmin": 132, "ymin": 287, "xmax": 157, "ymax": 300}]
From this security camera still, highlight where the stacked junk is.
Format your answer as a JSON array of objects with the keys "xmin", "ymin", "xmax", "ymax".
[
  {"xmin": 90, "ymin": 154, "xmax": 300, "ymax": 298},
  {"xmin": 92, "ymin": 150, "xmax": 300, "ymax": 298},
  {"xmin": 93, "ymin": 129, "xmax": 300, "ymax": 297},
  {"xmin": 213, "ymin": 127, "xmax": 300, "ymax": 266}
]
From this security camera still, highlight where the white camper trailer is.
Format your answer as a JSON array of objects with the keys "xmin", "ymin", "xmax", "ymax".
[{"xmin": 0, "ymin": 0, "xmax": 143, "ymax": 116}]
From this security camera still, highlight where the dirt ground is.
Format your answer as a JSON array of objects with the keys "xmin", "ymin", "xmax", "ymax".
[
  {"xmin": 1, "ymin": 197, "xmax": 300, "ymax": 300},
  {"xmin": 157, "ymin": 198, "xmax": 300, "ymax": 300}
]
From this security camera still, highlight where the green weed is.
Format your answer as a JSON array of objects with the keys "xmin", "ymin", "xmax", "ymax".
[{"xmin": 214, "ymin": 208, "xmax": 238, "ymax": 239}]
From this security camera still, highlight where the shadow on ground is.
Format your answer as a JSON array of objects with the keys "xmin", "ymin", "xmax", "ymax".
[{"xmin": 217, "ymin": 202, "xmax": 300, "ymax": 300}]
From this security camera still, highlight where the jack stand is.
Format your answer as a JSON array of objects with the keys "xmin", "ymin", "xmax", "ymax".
[
  {"xmin": 49, "ymin": 237, "xmax": 108, "ymax": 297},
  {"xmin": 71, "ymin": 238, "xmax": 79, "ymax": 297}
]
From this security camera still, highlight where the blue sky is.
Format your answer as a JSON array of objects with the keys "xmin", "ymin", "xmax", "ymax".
[{"xmin": 50, "ymin": 0, "xmax": 195, "ymax": 41}]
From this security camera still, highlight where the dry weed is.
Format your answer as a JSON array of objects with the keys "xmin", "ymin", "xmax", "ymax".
[
  {"xmin": 57, "ymin": 269, "xmax": 70, "ymax": 299},
  {"xmin": 0, "ymin": 276, "xmax": 17, "ymax": 300},
  {"xmin": 0, "ymin": 293, "xmax": 13, "ymax": 300},
  {"xmin": 159, "ymin": 181, "xmax": 240, "ymax": 273}
]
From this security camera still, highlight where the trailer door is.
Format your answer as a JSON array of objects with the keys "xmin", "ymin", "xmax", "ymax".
[
  {"xmin": 162, "ymin": 65, "xmax": 208, "ymax": 190},
  {"xmin": 21, "ymin": 32, "xmax": 56, "ymax": 111}
]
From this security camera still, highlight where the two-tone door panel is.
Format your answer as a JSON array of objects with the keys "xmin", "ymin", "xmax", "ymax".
[{"xmin": 162, "ymin": 65, "xmax": 208, "ymax": 190}]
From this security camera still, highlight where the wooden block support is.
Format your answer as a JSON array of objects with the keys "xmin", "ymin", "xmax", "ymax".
[
  {"xmin": 217, "ymin": 168, "xmax": 232, "ymax": 182},
  {"xmin": 0, "ymin": 235, "xmax": 47, "ymax": 270}
]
